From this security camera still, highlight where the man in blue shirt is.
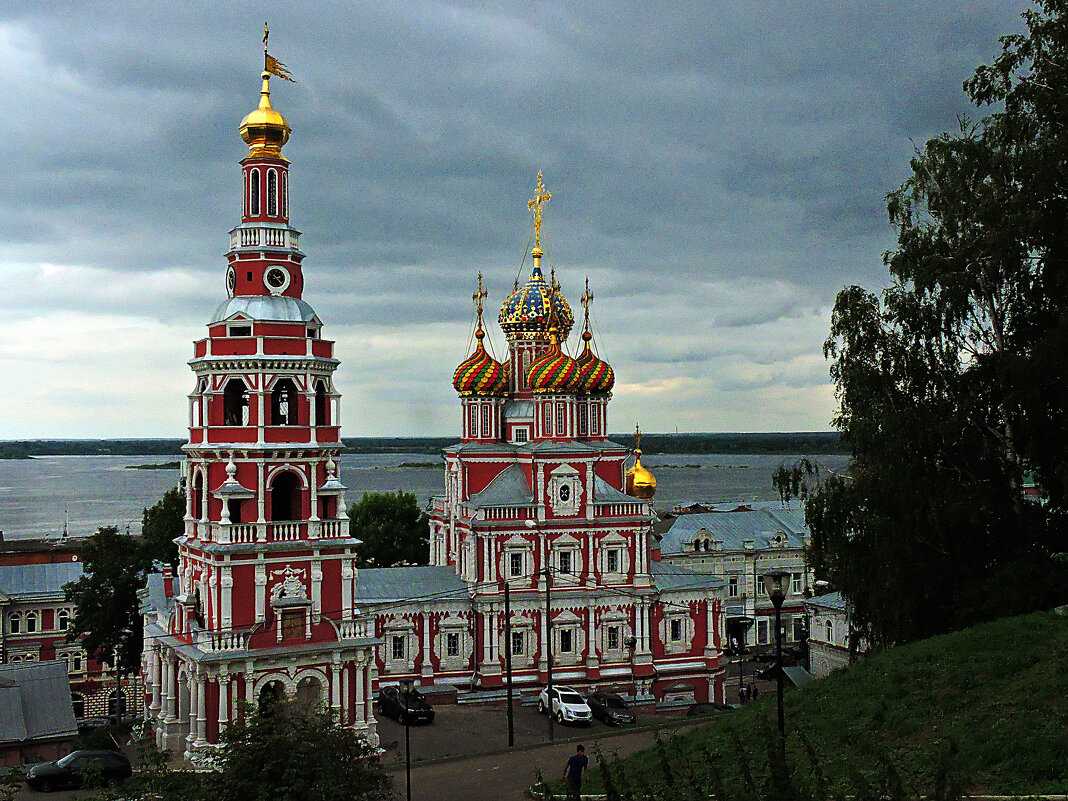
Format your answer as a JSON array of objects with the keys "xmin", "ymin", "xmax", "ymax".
[{"xmin": 563, "ymin": 744, "xmax": 588, "ymax": 800}]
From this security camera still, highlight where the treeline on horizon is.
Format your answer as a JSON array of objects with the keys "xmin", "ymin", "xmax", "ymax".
[{"xmin": 0, "ymin": 431, "xmax": 846, "ymax": 458}]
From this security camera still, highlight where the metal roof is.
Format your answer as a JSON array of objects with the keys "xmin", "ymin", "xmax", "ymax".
[
  {"xmin": 468, "ymin": 464, "xmax": 533, "ymax": 508},
  {"xmin": 210, "ymin": 295, "xmax": 319, "ymax": 324},
  {"xmin": 594, "ymin": 476, "xmax": 639, "ymax": 504},
  {"xmin": 0, "ymin": 661, "xmax": 77, "ymax": 744},
  {"xmin": 651, "ymin": 561, "xmax": 725, "ymax": 592},
  {"xmin": 357, "ymin": 566, "xmax": 469, "ymax": 604},
  {"xmin": 805, "ymin": 591, "xmax": 845, "ymax": 611},
  {"xmin": 0, "ymin": 562, "xmax": 83, "ymax": 599},
  {"xmin": 659, "ymin": 503, "xmax": 809, "ymax": 556}
]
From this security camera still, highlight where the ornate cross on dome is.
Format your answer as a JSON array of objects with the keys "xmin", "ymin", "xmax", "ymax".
[
  {"xmin": 581, "ymin": 276, "xmax": 594, "ymax": 328},
  {"xmin": 472, "ymin": 272, "xmax": 487, "ymax": 323},
  {"xmin": 528, "ymin": 171, "xmax": 552, "ymax": 251},
  {"xmin": 634, "ymin": 423, "xmax": 643, "ymax": 451}
]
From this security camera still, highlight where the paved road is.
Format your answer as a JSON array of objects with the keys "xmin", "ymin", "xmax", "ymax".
[{"xmin": 384, "ymin": 722, "xmax": 702, "ymax": 801}]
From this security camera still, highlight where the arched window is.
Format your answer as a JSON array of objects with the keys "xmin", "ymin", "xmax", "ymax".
[
  {"xmin": 192, "ymin": 470, "xmax": 204, "ymax": 522},
  {"xmin": 223, "ymin": 379, "xmax": 249, "ymax": 426},
  {"xmin": 281, "ymin": 172, "xmax": 288, "ymax": 217},
  {"xmin": 296, "ymin": 676, "xmax": 322, "ymax": 708},
  {"xmin": 271, "ymin": 378, "xmax": 298, "ymax": 426},
  {"xmin": 270, "ymin": 471, "xmax": 301, "ymax": 521},
  {"xmin": 267, "ymin": 169, "xmax": 278, "ymax": 216},
  {"xmin": 259, "ymin": 680, "xmax": 285, "ymax": 714},
  {"xmin": 825, "ymin": 619, "xmax": 834, "ymax": 642},
  {"xmin": 71, "ymin": 693, "xmax": 85, "ymax": 719},
  {"xmin": 57, "ymin": 609, "xmax": 70, "ymax": 631},
  {"xmin": 250, "ymin": 168, "xmax": 261, "ymax": 215},
  {"xmin": 315, "ymin": 381, "xmax": 329, "ymax": 426},
  {"xmin": 107, "ymin": 689, "xmax": 127, "ymax": 718},
  {"xmin": 8, "ymin": 613, "xmax": 20, "ymax": 634},
  {"xmin": 25, "ymin": 611, "xmax": 38, "ymax": 633}
]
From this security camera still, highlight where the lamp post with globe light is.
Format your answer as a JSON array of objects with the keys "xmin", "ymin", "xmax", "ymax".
[{"xmin": 761, "ymin": 570, "xmax": 790, "ymax": 737}]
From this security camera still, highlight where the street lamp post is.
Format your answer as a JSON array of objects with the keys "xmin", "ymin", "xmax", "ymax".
[
  {"xmin": 400, "ymin": 678, "xmax": 414, "ymax": 801},
  {"xmin": 761, "ymin": 570, "xmax": 789, "ymax": 737},
  {"xmin": 735, "ymin": 616, "xmax": 754, "ymax": 703}
]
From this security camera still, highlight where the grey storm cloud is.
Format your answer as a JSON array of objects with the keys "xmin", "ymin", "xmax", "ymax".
[{"xmin": 0, "ymin": 0, "xmax": 1029, "ymax": 437}]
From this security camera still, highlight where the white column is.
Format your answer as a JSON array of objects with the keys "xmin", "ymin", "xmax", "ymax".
[
  {"xmin": 164, "ymin": 658, "xmax": 176, "ymax": 720},
  {"xmin": 310, "ymin": 461, "xmax": 320, "ymax": 521},
  {"xmin": 312, "ymin": 560, "xmax": 323, "ymax": 620},
  {"xmin": 421, "ymin": 613, "xmax": 433, "ymax": 679},
  {"xmin": 341, "ymin": 664, "xmax": 350, "ymax": 724},
  {"xmin": 354, "ymin": 661, "xmax": 366, "ymax": 724},
  {"xmin": 150, "ymin": 648, "xmax": 162, "ymax": 714},
  {"xmin": 330, "ymin": 660, "xmax": 342, "ymax": 713},
  {"xmin": 341, "ymin": 560, "xmax": 354, "ymax": 620},
  {"xmin": 255, "ymin": 561, "xmax": 266, "ymax": 622},
  {"xmin": 221, "ymin": 567, "xmax": 233, "ymax": 629},
  {"xmin": 364, "ymin": 665, "xmax": 376, "ymax": 726},
  {"xmin": 187, "ymin": 671, "xmax": 198, "ymax": 746},
  {"xmin": 586, "ymin": 602, "xmax": 597, "ymax": 667},
  {"xmin": 218, "ymin": 672, "xmax": 230, "ymax": 732},
  {"xmin": 196, "ymin": 672, "xmax": 207, "ymax": 744}
]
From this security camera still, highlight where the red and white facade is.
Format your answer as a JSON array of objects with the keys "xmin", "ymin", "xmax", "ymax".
[{"xmin": 141, "ymin": 68, "xmax": 378, "ymax": 760}]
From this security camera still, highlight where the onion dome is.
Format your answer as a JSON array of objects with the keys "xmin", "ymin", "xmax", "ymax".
[
  {"xmin": 526, "ymin": 327, "xmax": 581, "ymax": 394},
  {"xmin": 453, "ymin": 328, "xmax": 507, "ymax": 396},
  {"xmin": 240, "ymin": 72, "xmax": 291, "ymax": 158},
  {"xmin": 625, "ymin": 425, "xmax": 657, "ymax": 500},
  {"xmin": 577, "ymin": 331, "xmax": 616, "ymax": 394},
  {"xmin": 498, "ymin": 265, "xmax": 575, "ymax": 338}
]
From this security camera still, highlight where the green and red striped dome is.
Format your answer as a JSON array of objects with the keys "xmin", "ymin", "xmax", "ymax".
[
  {"xmin": 453, "ymin": 331, "xmax": 507, "ymax": 396},
  {"xmin": 576, "ymin": 332, "xmax": 615, "ymax": 394},
  {"xmin": 526, "ymin": 333, "xmax": 581, "ymax": 394}
]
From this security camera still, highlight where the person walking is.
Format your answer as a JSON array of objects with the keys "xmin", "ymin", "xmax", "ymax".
[{"xmin": 563, "ymin": 744, "xmax": 589, "ymax": 800}]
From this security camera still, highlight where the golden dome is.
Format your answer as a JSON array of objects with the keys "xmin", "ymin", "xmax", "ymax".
[
  {"xmin": 240, "ymin": 72, "xmax": 291, "ymax": 158},
  {"xmin": 625, "ymin": 425, "xmax": 656, "ymax": 500}
]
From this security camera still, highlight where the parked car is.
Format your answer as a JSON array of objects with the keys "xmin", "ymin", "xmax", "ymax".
[
  {"xmin": 25, "ymin": 750, "xmax": 132, "ymax": 792},
  {"xmin": 537, "ymin": 685, "xmax": 593, "ymax": 726},
  {"xmin": 685, "ymin": 702, "xmax": 735, "ymax": 718},
  {"xmin": 587, "ymin": 692, "xmax": 636, "ymax": 726},
  {"xmin": 377, "ymin": 686, "xmax": 435, "ymax": 724}
]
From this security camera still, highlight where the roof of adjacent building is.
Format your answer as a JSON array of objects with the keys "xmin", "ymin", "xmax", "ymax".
[
  {"xmin": 141, "ymin": 571, "xmax": 174, "ymax": 616},
  {"xmin": 658, "ymin": 502, "xmax": 809, "ymax": 555},
  {"xmin": 650, "ymin": 560, "xmax": 725, "ymax": 592},
  {"xmin": 593, "ymin": 476, "xmax": 638, "ymax": 504},
  {"xmin": 357, "ymin": 565, "xmax": 469, "ymax": 604},
  {"xmin": 211, "ymin": 295, "xmax": 319, "ymax": 325},
  {"xmin": 805, "ymin": 591, "xmax": 845, "ymax": 611},
  {"xmin": 0, "ymin": 661, "xmax": 78, "ymax": 744},
  {"xmin": 467, "ymin": 464, "xmax": 533, "ymax": 508},
  {"xmin": 0, "ymin": 562, "xmax": 83, "ymax": 599}
]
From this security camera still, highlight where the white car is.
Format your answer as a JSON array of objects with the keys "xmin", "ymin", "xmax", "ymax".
[{"xmin": 537, "ymin": 685, "xmax": 593, "ymax": 725}]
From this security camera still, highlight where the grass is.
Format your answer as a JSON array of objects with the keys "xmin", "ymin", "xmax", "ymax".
[{"xmin": 580, "ymin": 611, "xmax": 1068, "ymax": 796}]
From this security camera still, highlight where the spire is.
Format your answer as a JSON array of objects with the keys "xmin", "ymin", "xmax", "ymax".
[
  {"xmin": 528, "ymin": 170, "xmax": 552, "ymax": 269},
  {"xmin": 240, "ymin": 25, "xmax": 293, "ymax": 158},
  {"xmin": 472, "ymin": 271, "xmax": 488, "ymax": 339}
]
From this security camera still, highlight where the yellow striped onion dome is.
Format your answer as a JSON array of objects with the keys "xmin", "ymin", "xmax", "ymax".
[
  {"xmin": 526, "ymin": 329, "xmax": 582, "ymax": 394},
  {"xmin": 498, "ymin": 265, "xmax": 574, "ymax": 338},
  {"xmin": 452, "ymin": 329, "xmax": 507, "ymax": 396},
  {"xmin": 576, "ymin": 330, "xmax": 615, "ymax": 394}
]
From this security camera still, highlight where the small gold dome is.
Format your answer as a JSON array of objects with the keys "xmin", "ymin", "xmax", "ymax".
[
  {"xmin": 626, "ymin": 450, "xmax": 657, "ymax": 500},
  {"xmin": 240, "ymin": 72, "xmax": 291, "ymax": 158}
]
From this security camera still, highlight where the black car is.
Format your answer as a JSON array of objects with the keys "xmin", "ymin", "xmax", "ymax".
[
  {"xmin": 25, "ymin": 749, "xmax": 132, "ymax": 792},
  {"xmin": 587, "ymin": 692, "xmax": 637, "ymax": 726},
  {"xmin": 685, "ymin": 702, "xmax": 735, "ymax": 718},
  {"xmin": 377, "ymin": 686, "xmax": 435, "ymax": 724}
]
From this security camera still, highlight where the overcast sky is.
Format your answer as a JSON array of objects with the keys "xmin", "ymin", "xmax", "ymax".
[{"xmin": 0, "ymin": 1, "xmax": 1028, "ymax": 438}]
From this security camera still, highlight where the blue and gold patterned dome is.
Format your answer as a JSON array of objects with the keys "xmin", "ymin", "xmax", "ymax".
[{"xmin": 498, "ymin": 265, "xmax": 574, "ymax": 339}]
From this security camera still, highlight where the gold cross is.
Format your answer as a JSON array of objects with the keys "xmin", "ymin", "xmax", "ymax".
[
  {"xmin": 581, "ymin": 277, "xmax": 593, "ymax": 316},
  {"xmin": 472, "ymin": 272, "xmax": 487, "ymax": 320},
  {"xmin": 527, "ymin": 170, "xmax": 552, "ymax": 250},
  {"xmin": 263, "ymin": 21, "xmax": 270, "ymax": 50},
  {"xmin": 634, "ymin": 423, "xmax": 643, "ymax": 451}
]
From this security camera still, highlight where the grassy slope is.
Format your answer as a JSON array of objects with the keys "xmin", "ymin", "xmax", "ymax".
[{"xmin": 585, "ymin": 612, "xmax": 1068, "ymax": 795}]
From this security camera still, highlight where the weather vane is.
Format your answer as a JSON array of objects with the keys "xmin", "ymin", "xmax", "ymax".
[{"xmin": 527, "ymin": 170, "xmax": 552, "ymax": 251}]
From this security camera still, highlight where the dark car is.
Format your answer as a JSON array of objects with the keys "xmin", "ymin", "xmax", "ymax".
[
  {"xmin": 587, "ymin": 692, "xmax": 637, "ymax": 726},
  {"xmin": 685, "ymin": 702, "xmax": 735, "ymax": 718},
  {"xmin": 25, "ymin": 749, "xmax": 132, "ymax": 792},
  {"xmin": 378, "ymin": 686, "xmax": 435, "ymax": 724}
]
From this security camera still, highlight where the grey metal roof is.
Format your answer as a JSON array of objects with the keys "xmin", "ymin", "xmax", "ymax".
[
  {"xmin": 0, "ymin": 661, "xmax": 77, "ymax": 744},
  {"xmin": 141, "ymin": 572, "xmax": 173, "ymax": 616},
  {"xmin": 594, "ymin": 476, "xmax": 638, "ymax": 504},
  {"xmin": 659, "ymin": 503, "xmax": 809, "ymax": 556},
  {"xmin": 210, "ymin": 295, "xmax": 320, "ymax": 324},
  {"xmin": 805, "ymin": 591, "xmax": 845, "ymax": 611},
  {"xmin": 0, "ymin": 562, "xmax": 83, "ymax": 599},
  {"xmin": 468, "ymin": 464, "xmax": 533, "ymax": 508},
  {"xmin": 357, "ymin": 566, "xmax": 469, "ymax": 604},
  {"xmin": 651, "ymin": 561, "xmax": 725, "ymax": 592}
]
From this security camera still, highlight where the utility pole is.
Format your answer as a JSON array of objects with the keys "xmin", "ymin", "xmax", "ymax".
[
  {"xmin": 544, "ymin": 565, "xmax": 554, "ymax": 742},
  {"xmin": 504, "ymin": 581, "xmax": 515, "ymax": 747}
]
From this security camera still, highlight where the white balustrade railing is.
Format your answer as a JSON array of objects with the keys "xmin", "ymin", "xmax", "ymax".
[
  {"xmin": 595, "ymin": 503, "xmax": 643, "ymax": 517},
  {"xmin": 337, "ymin": 619, "xmax": 369, "ymax": 640},
  {"xmin": 269, "ymin": 522, "xmax": 302, "ymax": 541},
  {"xmin": 230, "ymin": 227, "xmax": 301, "ymax": 251}
]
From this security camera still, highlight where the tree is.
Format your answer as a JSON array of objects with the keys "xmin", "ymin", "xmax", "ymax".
[
  {"xmin": 347, "ymin": 491, "xmax": 429, "ymax": 567},
  {"xmin": 64, "ymin": 526, "xmax": 146, "ymax": 672},
  {"xmin": 64, "ymin": 488, "xmax": 184, "ymax": 672},
  {"xmin": 808, "ymin": 1, "xmax": 1068, "ymax": 649}
]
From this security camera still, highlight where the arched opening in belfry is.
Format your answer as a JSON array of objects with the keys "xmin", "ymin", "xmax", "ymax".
[
  {"xmin": 258, "ymin": 680, "xmax": 285, "ymax": 714},
  {"xmin": 270, "ymin": 471, "xmax": 301, "ymax": 521},
  {"xmin": 250, "ymin": 168, "xmax": 261, "ymax": 215},
  {"xmin": 271, "ymin": 378, "xmax": 298, "ymax": 426},
  {"xmin": 223, "ymin": 379, "xmax": 249, "ymax": 426},
  {"xmin": 267, "ymin": 169, "xmax": 278, "ymax": 216},
  {"xmin": 295, "ymin": 676, "xmax": 322, "ymax": 710},
  {"xmin": 192, "ymin": 470, "xmax": 204, "ymax": 521},
  {"xmin": 315, "ymin": 380, "xmax": 329, "ymax": 426}
]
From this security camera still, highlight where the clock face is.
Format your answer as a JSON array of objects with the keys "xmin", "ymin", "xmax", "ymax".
[
  {"xmin": 226, "ymin": 267, "xmax": 236, "ymax": 297},
  {"xmin": 264, "ymin": 265, "xmax": 290, "ymax": 295}
]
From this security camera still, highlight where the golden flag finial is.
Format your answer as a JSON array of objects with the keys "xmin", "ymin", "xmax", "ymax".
[{"xmin": 527, "ymin": 170, "xmax": 552, "ymax": 260}]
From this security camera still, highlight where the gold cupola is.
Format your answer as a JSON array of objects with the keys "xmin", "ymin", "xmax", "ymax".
[
  {"xmin": 239, "ymin": 71, "xmax": 291, "ymax": 158},
  {"xmin": 626, "ymin": 424, "xmax": 657, "ymax": 500}
]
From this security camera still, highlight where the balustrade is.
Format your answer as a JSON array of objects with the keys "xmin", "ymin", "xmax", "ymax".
[{"xmin": 269, "ymin": 522, "xmax": 303, "ymax": 541}]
